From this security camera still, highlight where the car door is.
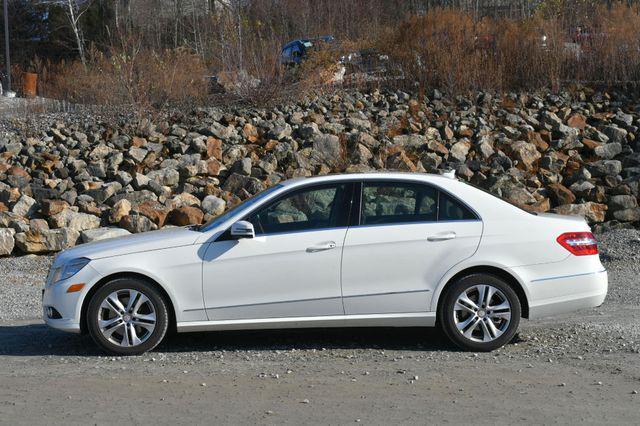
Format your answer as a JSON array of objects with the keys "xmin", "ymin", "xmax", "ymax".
[
  {"xmin": 201, "ymin": 182, "xmax": 353, "ymax": 321},
  {"xmin": 341, "ymin": 180, "xmax": 482, "ymax": 315}
]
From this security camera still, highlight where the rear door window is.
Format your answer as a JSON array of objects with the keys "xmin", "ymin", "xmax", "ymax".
[
  {"xmin": 361, "ymin": 182, "xmax": 437, "ymax": 225},
  {"xmin": 359, "ymin": 181, "xmax": 477, "ymax": 225}
]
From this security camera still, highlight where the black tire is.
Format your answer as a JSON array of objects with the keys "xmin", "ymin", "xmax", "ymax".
[
  {"xmin": 86, "ymin": 278, "xmax": 169, "ymax": 355},
  {"xmin": 438, "ymin": 273, "xmax": 521, "ymax": 352}
]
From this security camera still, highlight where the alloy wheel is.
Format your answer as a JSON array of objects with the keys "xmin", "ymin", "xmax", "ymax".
[
  {"xmin": 98, "ymin": 289, "xmax": 157, "ymax": 347},
  {"xmin": 453, "ymin": 284, "xmax": 512, "ymax": 343}
]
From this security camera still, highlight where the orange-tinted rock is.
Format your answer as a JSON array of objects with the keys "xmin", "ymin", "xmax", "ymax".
[
  {"xmin": 168, "ymin": 206, "xmax": 204, "ymax": 226},
  {"xmin": 7, "ymin": 166, "xmax": 31, "ymax": 179},
  {"xmin": 40, "ymin": 199, "xmax": 70, "ymax": 216},
  {"xmin": 567, "ymin": 113, "xmax": 587, "ymax": 130},
  {"xmin": 206, "ymin": 137, "xmax": 222, "ymax": 160},
  {"xmin": 581, "ymin": 138, "xmax": 601, "ymax": 151},
  {"xmin": 548, "ymin": 183, "xmax": 576, "ymax": 205},
  {"xmin": 206, "ymin": 158, "xmax": 222, "ymax": 176},
  {"xmin": 135, "ymin": 200, "xmax": 171, "ymax": 227},
  {"xmin": 242, "ymin": 123, "xmax": 259, "ymax": 143},
  {"xmin": 527, "ymin": 131, "xmax": 550, "ymax": 151},
  {"xmin": 131, "ymin": 136, "xmax": 147, "ymax": 147}
]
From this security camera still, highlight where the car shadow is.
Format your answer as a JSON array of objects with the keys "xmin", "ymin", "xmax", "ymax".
[{"xmin": 0, "ymin": 323, "xmax": 458, "ymax": 357}]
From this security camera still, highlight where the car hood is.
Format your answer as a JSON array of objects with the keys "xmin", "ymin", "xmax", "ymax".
[{"xmin": 53, "ymin": 227, "xmax": 202, "ymax": 266}]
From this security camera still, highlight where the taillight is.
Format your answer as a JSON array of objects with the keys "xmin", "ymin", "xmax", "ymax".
[{"xmin": 556, "ymin": 232, "xmax": 598, "ymax": 256}]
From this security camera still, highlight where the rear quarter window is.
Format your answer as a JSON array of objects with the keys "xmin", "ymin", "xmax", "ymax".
[{"xmin": 438, "ymin": 191, "xmax": 477, "ymax": 221}]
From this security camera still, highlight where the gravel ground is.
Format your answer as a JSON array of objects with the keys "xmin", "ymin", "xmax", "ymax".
[{"xmin": 0, "ymin": 229, "xmax": 639, "ymax": 424}]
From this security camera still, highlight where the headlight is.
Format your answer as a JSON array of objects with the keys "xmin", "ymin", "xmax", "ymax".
[{"xmin": 51, "ymin": 257, "xmax": 90, "ymax": 283}]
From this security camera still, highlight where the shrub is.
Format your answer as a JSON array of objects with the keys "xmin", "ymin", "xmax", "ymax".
[{"xmin": 41, "ymin": 44, "xmax": 208, "ymax": 110}]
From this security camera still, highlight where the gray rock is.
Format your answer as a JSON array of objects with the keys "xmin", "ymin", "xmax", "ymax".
[
  {"xmin": 392, "ymin": 134, "xmax": 426, "ymax": 149},
  {"xmin": 450, "ymin": 140, "xmax": 471, "ymax": 162},
  {"xmin": 11, "ymin": 195, "xmax": 37, "ymax": 218},
  {"xmin": 267, "ymin": 123, "xmax": 292, "ymax": 140},
  {"xmin": 594, "ymin": 142, "xmax": 622, "ymax": 160},
  {"xmin": 313, "ymin": 134, "xmax": 342, "ymax": 167},
  {"xmin": 119, "ymin": 215, "xmax": 158, "ymax": 234},
  {"xmin": 85, "ymin": 181, "xmax": 122, "ymax": 204},
  {"xmin": 201, "ymin": 195, "xmax": 226, "ymax": 216},
  {"xmin": 231, "ymin": 158, "xmax": 252, "ymax": 176},
  {"xmin": 613, "ymin": 208, "xmax": 640, "ymax": 222},
  {"xmin": 81, "ymin": 227, "xmax": 131, "ymax": 243},
  {"xmin": 298, "ymin": 123, "xmax": 320, "ymax": 139},
  {"xmin": 609, "ymin": 195, "xmax": 638, "ymax": 211},
  {"xmin": 587, "ymin": 160, "xmax": 622, "ymax": 177},
  {"xmin": 602, "ymin": 125, "xmax": 628, "ymax": 144},
  {"xmin": 129, "ymin": 146, "xmax": 149, "ymax": 163},
  {"xmin": 0, "ymin": 228, "xmax": 15, "ymax": 255},
  {"xmin": 147, "ymin": 168, "xmax": 180, "ymax": 187},
  {"xmin": 50, "ymin": 209, "xmax": 101, "ymax": 232},
  {"xmin": 222, "ymin": 173, "xmax": 265, "ymax": 194},
  {"xmin": 133, "ymin": 173, "xmax": 151, "ymax": 189}
]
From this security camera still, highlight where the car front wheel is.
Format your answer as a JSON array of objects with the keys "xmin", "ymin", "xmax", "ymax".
[
  {"xmin": 439, "ymin": 273, "xmax": 521, "ymax": 352},
  {"xmin": 86, "ymin": 278, "xmax": 169, "ymax": 355}
]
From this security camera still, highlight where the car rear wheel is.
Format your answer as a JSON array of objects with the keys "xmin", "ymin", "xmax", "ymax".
[
  {"xmin": 439, "ymin": 273, "xmax": 521, "ymax": 352},
  {"xmin": 86, "ymin": 278, "xmax": 169, "ymax": 355}
]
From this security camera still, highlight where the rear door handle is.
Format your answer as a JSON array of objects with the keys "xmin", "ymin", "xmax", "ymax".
[
  {"xmin": 427, "ymin": 232, "xmax": 456, "ymax": 242},
  {"xmin": 306, "ymin": 241, "xmax": 337, "ymax": 253}
]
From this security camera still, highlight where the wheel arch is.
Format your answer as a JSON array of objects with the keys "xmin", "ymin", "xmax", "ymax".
[
  {"xmin": 433, "ymin": 265, "xmax": 530, "ymax": 319},
  {"xmin": 79, "ymin": 272, "xmax": 177, "ymax": 335}
]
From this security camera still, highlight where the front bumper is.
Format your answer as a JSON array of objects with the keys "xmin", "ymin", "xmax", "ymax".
[{"xmin": 42, "ymin": 265, "xmax": 100, "ymax": 334}]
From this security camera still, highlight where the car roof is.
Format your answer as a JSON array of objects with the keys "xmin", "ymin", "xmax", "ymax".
[
  {"xmin": 282, "ymin": 36, "xmax": 334, "ymax": 50},
  {"xmin": 278, "ymin": 172, "xmax": 454, "ymax": 188}
]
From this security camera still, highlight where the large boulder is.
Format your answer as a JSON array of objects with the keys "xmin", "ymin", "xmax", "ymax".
[
  {"xmin": 547, "ymin": 183, "xmax": 576, "ymax": 206},
  {"xmin": 135, "ymin": 201, "xmax": 171, "ymax": 227},
  {"xmin": 15, "ymin": 228, "xmax": 80, "ymax": 253},
  {"xmin": 312, "ymin": 134, "xmax": 342, "ymax": 168},
  {"xmin": 201, "ymin": 195, "xmax": 226, "ymax": 216},
  {"xmin": 168, "ymin": 206, "xmax": 204, "ymax": 226},
  {"xmin": 594, "ymin": 142, "xmax": 622, "ymax": 160},
  {"xmin": 509, "ymin": 141, "xmax": 540, "ymax": 170},
  {"xmin": 109, "ymin": 199, "xmax": 132, "ymax": 223},
  {"xmin": 554, "ymin": 202, "xmax": 607, "ymax": 223},
  {"xmin": 612, "ymin": 208, "xmax": 640, "ymax": 222},
  {"xmin": 11, "ymin": 195, "xmax": 37, "ymax": 218},
  {"xmin": 81, "ymin": 227, "xmax": 131, "ymax": 243},
  {"xmin": 119, "ymin": 215, "xmax": 157, "ymax": 234},
  {"xmin": 50, "ymin": 209, "xmax": 101, "ymax": 232}
]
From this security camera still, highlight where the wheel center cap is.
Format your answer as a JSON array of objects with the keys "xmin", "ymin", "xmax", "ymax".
[
  {"xmin": 477, "ymin": 309, "xmax": 486, "ymax": 318},
  {"xmin": 123, "ymin": 314, "xmax": 132, "ymax": 322}
]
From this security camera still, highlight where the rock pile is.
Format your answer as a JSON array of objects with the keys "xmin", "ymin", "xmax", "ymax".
[{"xmin": 1, "ymin": 88, "xmax": 639, "ymax": 254}]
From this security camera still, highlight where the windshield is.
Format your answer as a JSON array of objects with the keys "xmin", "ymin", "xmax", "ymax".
[{"xmin": 198, "ymin": 184, "xmax": 284, "ymax": 232}]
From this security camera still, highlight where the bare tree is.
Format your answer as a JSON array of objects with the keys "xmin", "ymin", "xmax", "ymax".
[{"xmin": 39, "ymin": 0, "xmax": 94, "ymax": 66}]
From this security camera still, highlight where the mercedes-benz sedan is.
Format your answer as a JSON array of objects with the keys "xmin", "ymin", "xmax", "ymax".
[{"xmin": 43, "ymin": 172, "xmax": 608, "ymax": 355}]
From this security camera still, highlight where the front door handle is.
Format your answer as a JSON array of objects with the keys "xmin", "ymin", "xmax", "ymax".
[
  {"xmin": 306, "ymin": 241, "xmax": 337, "ymax": 253},
  {"xmin": 427, "ymin": 231, "xmax": 457, "ymax": 242}
]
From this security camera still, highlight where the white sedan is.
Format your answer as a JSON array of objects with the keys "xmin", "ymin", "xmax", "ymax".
[{"xmin": 42, "ymin": 172, "xmax": 608, "ymax": 355}]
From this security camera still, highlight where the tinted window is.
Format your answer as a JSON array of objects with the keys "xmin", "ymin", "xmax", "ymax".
[
  {"xmin": 247, "ymin": 184, "xmax": 348, "ymax": 235},
  {"xmin": 282, "ymin": 47, "xmax": 293, "ymax": 61},
  {"xmin": 438, "ymin": 192, "xmax": 477, "ymax": 221},
  {"xmin": 361, "ymin": 182, "xmax": 437, "ymax": 225},
  {"xmin": 199, "ymin": 184, "xmax": 283, "ymax": 232}
]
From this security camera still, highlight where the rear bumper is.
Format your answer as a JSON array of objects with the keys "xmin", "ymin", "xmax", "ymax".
[{"xmin": 526, "ymin": 269, "xmax": 608, "ymax": 319}]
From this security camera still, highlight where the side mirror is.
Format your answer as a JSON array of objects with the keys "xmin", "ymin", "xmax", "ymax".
[{"xmin": 230, "ymin": 220, "xmax": 255, "ymax": 239}]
